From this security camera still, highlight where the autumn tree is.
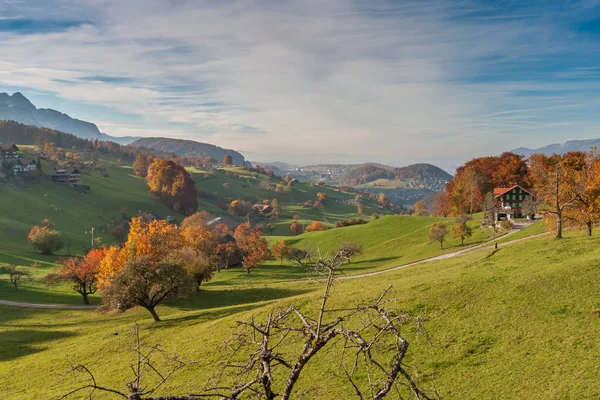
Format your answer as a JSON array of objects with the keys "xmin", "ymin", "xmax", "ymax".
[
  {"xmin": 223, "ymin": 154, "xmax": 233, "ymax": 166},
  {"xmin": 274, "ymin": 185, "xmax": 285, "ymax": 194},
  {"xmin": 431, "ymin": 192, "xmax": 450, "ymax": 217},
  {"xmin": 28, "ymin": 222, "xmax": 64, "ymax": 255},
  {"xmin": 413, "ymin": 200, "xmax": 429, "ymax": 216},
  {"xmin": 228, "ymin": 199, "xmax": 252, "ymax": 217},
  {"xmin": 175, "ymin": 246, "xmax": 213, "ymax": 291},
  {"xmin": 98, "ymin": 218, "xmax": 195, "ymax": 321},
  {"xmin": 271, "ymin": 198, "xmax": 281, "ymax": 219},
  {"xmin": 452, "ymin": 215, "xmax": 473, "ymax": 246},
  {"xmin": 529, "ymin": 152, "xmax": 586, "ymax": 239},
  {"xmin": 567, "ymin": 150, "xmax": 600, "ymax": 236},
  {"xmin": 428, "ymin": 222, "xmax": 447, "ymax": 249},
  {"xmin": 180, "ymin": 210, "xmax": 214, "ymax": 229},
  {"xmin": 378, "ymin": 192, "xmax": 389, "ymax": 207},
  {"xmin": 305, "ymin": 221, "xmax": 327, "ymax": 232},
  {"xmin": 47, "ymin": 248, "xmax": 107, "ymax": 304},
  {"xmin": 290, "ymin": 221, "xmax": 304, "ymax": 236},
  {"xmin": 146, "ymin": 159, "xmax": 198, "ymax": 215},
  {"xmin": 271, "ymin": 240, "xmax": 291, "ymax": 264},
  {"xmin": 357, "ymin": 202, "xmax": 365, "ymax": 215},
  {"xmin": 445, "ymin": 152, "xmax": 530, "ymax": 216},
  {"xmin": 234, "ymin": 222, "xmax": 269, "ymax": 274},
  {"xmin": 132, "ymin": 153, "xmax": 154, "ymax": 177}
]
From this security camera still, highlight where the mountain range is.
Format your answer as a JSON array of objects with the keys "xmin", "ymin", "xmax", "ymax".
[
  {"xmin": 0, "ymin": 92, "xmax": 138, "ymax": 144},
  {"xmin": 513, "ymin": 139, "xmax": 600, "ymax": 157}
]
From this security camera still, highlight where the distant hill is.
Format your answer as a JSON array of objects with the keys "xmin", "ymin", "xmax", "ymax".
[
  {"xmin": 0, "ymin": 92, "xmax": 138, "ymax": 144},
  {"xmin": 341, "ymin": 163, "xmax": 452, "ymax": 190},
  {"xmin": 130, "ymin": 137, "xmax": 246, "ymax": 165},
  {"xmin": 513, "ymin": 139, "xmax": 600, "ymax": 157}
]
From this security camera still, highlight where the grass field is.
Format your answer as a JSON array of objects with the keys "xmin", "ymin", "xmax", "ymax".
[
  {"xmin": 0, "ymin": 153, "xmax": 177, "ymax": 257},
  {"xmin": 1, "ymin": 231, "xmax": 598, "ymax": 399}
]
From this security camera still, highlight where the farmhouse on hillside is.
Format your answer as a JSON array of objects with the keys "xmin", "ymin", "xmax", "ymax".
[
  {"xmin": 0, "ymin": 143, "xmax": 19, "ymax": 159},
  {"xmin": 13, "ymin": 158, "xmax": 37, "ymax": 174},
  {"xmin": 494, "ymin": 185, "xmax": 536, "ymax": 220},
  {"xmin": 49, "ymin": 168, "xmax": 81, "ymax": 186},
  {"xmin": 206, "ymin": 216, "xmax": 240, "ymax": 231}
]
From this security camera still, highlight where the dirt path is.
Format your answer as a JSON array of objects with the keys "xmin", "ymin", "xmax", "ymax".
[
  {"xmin": 340, "ymin": 231, "xmax": 547, "ymax": 280},
  {"xmin": 0, "ymin": 224, "xmax": 545, "ymax": 309},
  {"xmin": 0, "ymin": 299, "xmax": 97, "ymax": 309}
]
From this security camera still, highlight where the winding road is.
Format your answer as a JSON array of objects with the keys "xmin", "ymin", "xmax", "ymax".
[{"xmin": 0, "ymin": 223, "xmax": 544, "ymax": 310}]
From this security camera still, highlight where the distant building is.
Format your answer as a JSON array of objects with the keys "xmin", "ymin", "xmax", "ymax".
[
  {"xmin": 206, "ymin": 216, "xmax": 240, "ymax": 231},
  {"xmin": 0, "ymin": 144, "xmax": 19, "ymax": 159},
  {"xmin": 13, "ymin": 158, "xmax": 37, "ymax": 174},
  {"xmin": 50, "ymin": 168, "xmax": 81, "ymax": 186},
  {"xmin": 493, "ymin": 185, "xmax": 537, "ymax": 220}
]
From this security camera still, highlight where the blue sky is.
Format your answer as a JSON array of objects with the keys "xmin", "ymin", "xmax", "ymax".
[{"xmin": 1, "ymin": 0, "xmax": 600, "ymax": 168}]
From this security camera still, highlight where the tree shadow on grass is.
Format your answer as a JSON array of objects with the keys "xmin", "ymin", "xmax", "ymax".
[
  {"xmin": 337, "ymin": 256, "xmax": 398, "ymax": 272},
  {"xmin": 171, "ymin": 287, "xmax": 311, "ymax": 311},
  {"xmin": 0, "ymin": 280, "xmax": 101, "ymax": 306},
  {"xmin": 151, "ymin": 303, "xmax": 267, "ymax": 330},
  {"xmin": 0, "ymin": 329, "xmax": 76, "ymax": 362}
]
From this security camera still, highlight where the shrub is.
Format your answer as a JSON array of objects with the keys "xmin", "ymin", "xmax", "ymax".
[
  {"xmin": 305, "ymin": 221, "xmax": 327, "ymax": 232},
  {"xmin": 334, "ymin": 218, "xmax": 368, "ymax": 228}
]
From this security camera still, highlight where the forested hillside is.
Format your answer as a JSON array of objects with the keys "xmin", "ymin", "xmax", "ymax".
[{"xmin": 130, "ymin": 137, "xmax": 246, "ymax": 165}]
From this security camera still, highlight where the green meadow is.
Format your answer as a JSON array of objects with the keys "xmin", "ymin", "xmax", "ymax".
[{"xmin": 1, "ymin": 232, "xmax": 599, "ymax": 399}]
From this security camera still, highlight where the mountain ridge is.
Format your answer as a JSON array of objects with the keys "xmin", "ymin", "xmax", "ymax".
[
  {"xmin": 0, "ymin": 92, "xmax": 138, "ymax": 144},
  {"xmin": 513, "ymin": 138, "xmax": 600, "ymax": 157}
]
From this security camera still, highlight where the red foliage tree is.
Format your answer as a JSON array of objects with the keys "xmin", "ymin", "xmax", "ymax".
[
  {"xmin": 234, "ymin": 222, "xmax": 269, "ymax": 274},
  {"xmin": 290, "ymin": 221, "xmax": 304, "ymax": 236},
  {"xmin": 47, "ymin": 248, "xmax": 107, "ymax": 304}
]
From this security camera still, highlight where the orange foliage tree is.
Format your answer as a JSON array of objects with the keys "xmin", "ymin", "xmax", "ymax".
[
  {"xmin": 98, "ymin": 217, "xmax": 195, "ymax": 321},
  {"xmin": 529, "ymin": 152, "xmax": 586, "ymax": 239},
  {"xmin": 564, "ymin": 150, "xmax": 600, "ymax": 236},
  {"xmin": 412, "ymin": 200, "xmax": 429, "ymax": 216},
  {"xmin": 146, "ymin": 159, "xmax": 198, "ymax": 215},
  {"xmin": 305, "ymin": 221, "xmax": 327, "ymax": 232}
]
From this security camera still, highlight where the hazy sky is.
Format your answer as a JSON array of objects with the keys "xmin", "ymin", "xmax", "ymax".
[{"xmin": 1, "ymin": 0, "xmax": 600, "ymax": 168}]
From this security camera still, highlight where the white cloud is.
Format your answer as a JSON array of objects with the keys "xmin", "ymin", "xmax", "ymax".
[{"xmin": 0, "ymin": 0, "xmax": 599, "ymax": 165}]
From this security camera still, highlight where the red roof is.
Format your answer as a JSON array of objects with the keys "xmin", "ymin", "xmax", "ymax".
[{"xmin": 493, "ymin": 185, "xmax": 536, "ymax": 199}]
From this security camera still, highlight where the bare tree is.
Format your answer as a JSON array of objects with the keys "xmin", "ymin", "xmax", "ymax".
[
  {"xmin": 1, "ymin": 265, "xmax": 29, "ymax": 291},
  {"xmin": 195, "ymin": 251, "xmax": 437, "ymax": 399},
  {"xmin": 60, "ymin": 323, "xmax": 193, "ymax": 400}
]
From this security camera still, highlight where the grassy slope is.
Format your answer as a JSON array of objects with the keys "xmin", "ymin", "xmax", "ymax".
[
  {"xmin": 0, "ymin": 154, "xmax": 176, "ymax": 270},
  {"xmin": 1, "ymin": 233, "xmax": 599, "ymax": 398},
  {"xmin": 206, "ymin": 214, "xmax": 492, "ymax": 285},
  {"xmin": 190, "ymin": 166, "xmax": 383, "ymax": 236}
]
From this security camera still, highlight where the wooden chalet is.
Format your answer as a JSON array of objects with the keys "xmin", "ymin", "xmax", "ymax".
[
  {"xmin": 13, "ymin": 158, "xmax": 37, "ymax": 174},
  {"xmin": 252, "ymin": 204, "xmax": 273, "ymax": 215},
  {"xmin": 493, "ymin": 185, "xmax": 536, "ymax": 220},
  {"xmin": 50, "ymin": 168, "xmax": 81, "ymax": 186},
  {"xmin": 0, "ymin": 144, "xmax": 19, "ymax": 159}
]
